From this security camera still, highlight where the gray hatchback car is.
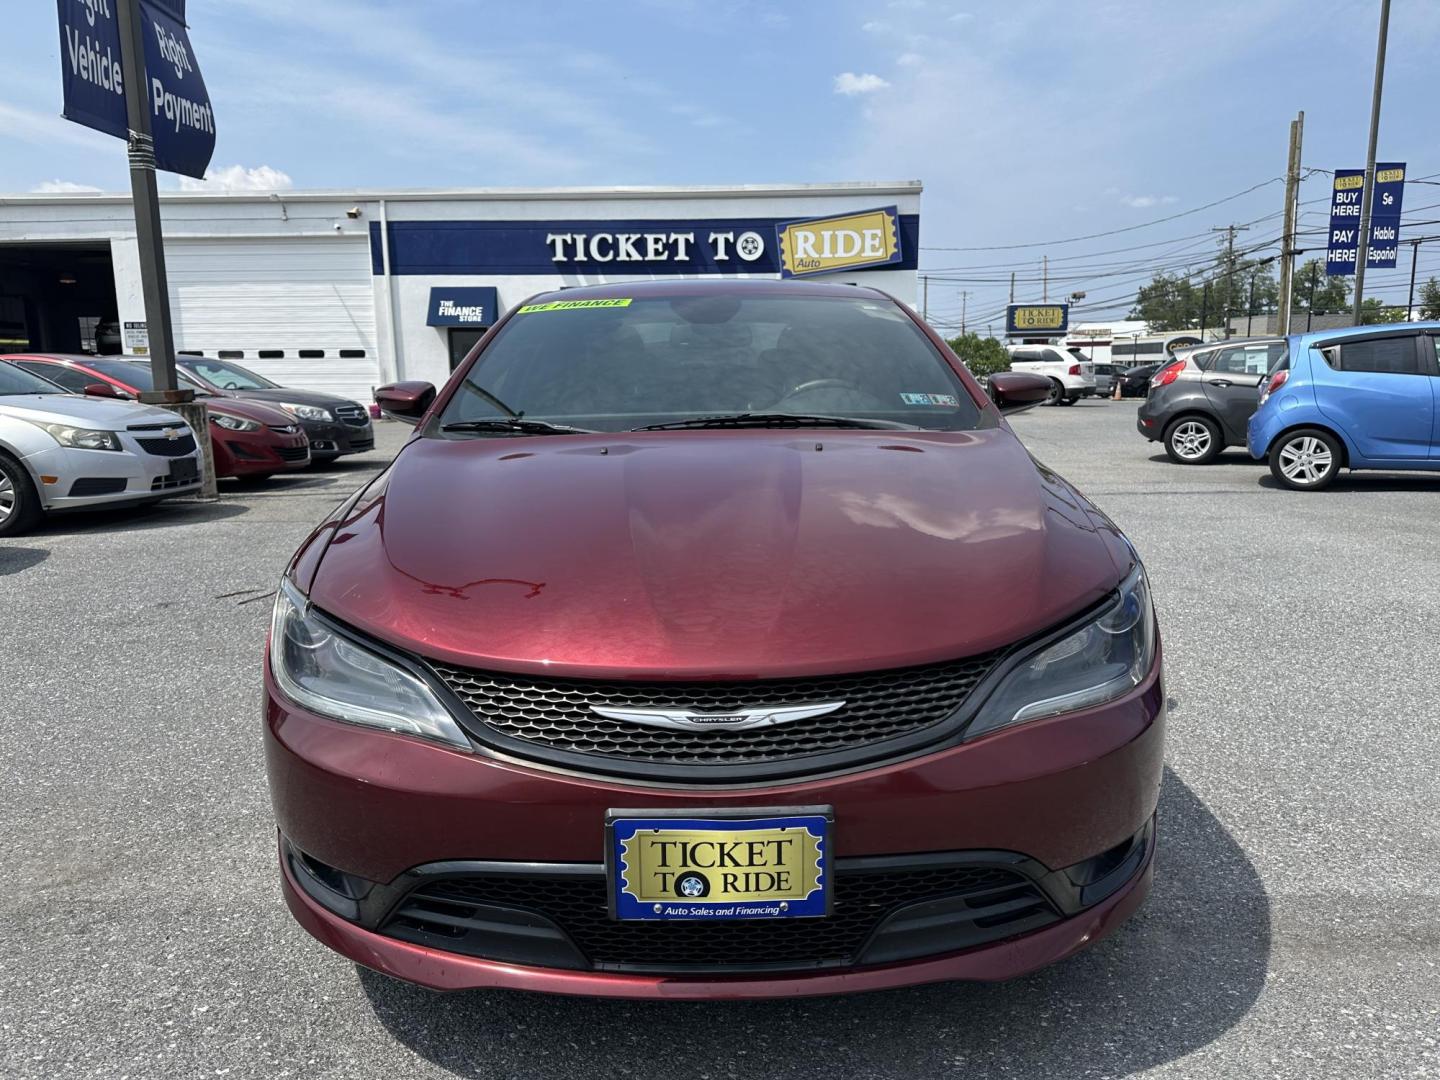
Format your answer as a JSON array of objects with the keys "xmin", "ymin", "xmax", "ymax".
[{"xmin": 1137, "ymin": 338, "xmax": 1285, "ymax": 463}]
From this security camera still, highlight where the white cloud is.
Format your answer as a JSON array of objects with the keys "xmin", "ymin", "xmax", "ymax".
[
  {"xmin": 177, "ymin": 165, "xmax": 294, "ymax": 192},
  {"xmin": 834, "ymin": 72, "xmax": 892, "ymax": 95},
  {"xmin": 31, "ymin": 180, "xmax": 104, "ymax": 194},
  {"xmin": 1119, "ymin": 193, "xmax": 1180, "ymax": 209}
]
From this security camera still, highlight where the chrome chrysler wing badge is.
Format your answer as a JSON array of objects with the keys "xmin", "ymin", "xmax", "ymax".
[{"xmin": 589, "ymin": 701, "xmax": 845, "ymax": 732}]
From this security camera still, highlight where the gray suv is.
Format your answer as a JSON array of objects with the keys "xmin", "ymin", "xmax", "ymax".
[{"xmin": 1136, "ymin": 338, "xmax": 1285, "ymax": 463}]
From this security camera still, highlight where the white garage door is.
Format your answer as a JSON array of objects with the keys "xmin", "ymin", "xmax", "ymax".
[{"xmin": 166, "ymin": 237, "xmax": 379, "ymax": 400}]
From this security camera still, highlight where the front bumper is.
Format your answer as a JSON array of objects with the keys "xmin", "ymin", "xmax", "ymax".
[
  {"xmin": 297, "ymin": 418, "xmax": 374, "ymax": 458},
  {"xmin": 23, "ymin": 442, "xmax": 203, "ymax": 511},
  {"xmin": 263, "ymin": 651, "xmax": 1165, "ymax": 996},
  {"xmin": 215, "ymin": 429, "xmax": 311, "ymax": 476}
]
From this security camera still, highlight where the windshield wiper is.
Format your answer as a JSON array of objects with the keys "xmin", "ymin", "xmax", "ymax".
[
  {"xmin": 633, "ymin": 412, "xmax": 911, "ymax": 432},
  {"xmin": 441, "ymin": 418, "xmax": 593, "ymax": 436}
]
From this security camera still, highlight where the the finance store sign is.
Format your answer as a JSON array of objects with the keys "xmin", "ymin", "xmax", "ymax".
[{"xmin": 372, "ymin": 208, "xmax": 918, "ymax": 279}]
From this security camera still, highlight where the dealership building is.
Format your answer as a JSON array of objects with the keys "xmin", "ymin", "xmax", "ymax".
[{"xmin": 0, "ymin": 182, "xmax": 922, "ymax": 400}]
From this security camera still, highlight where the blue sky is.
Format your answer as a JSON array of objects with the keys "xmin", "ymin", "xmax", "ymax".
[{"xmin": 6, "ymin": 0, "xmax": 1440, "ymax": 328}]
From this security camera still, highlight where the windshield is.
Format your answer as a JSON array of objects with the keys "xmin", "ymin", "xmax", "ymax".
[
  {"xmin": 89, "ymin": 360, "xmax": 210, "ymax": 396},
  {"xmin": 436, "ymin": 294, "xmax": 981, "ymax": 434},
  {"xmin": 0, "ymin": 362, "xmax": 63, "ymax": 396},
  {"xmin": 183, "ymin": 358, "xmax": 278, "ymax": 390}
]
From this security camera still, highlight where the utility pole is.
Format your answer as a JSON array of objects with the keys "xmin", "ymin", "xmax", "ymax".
[
  {"xmin": 960, "ymin": 290, "xmax": 968, "ymax": 335},
  {"xmin": 1276, "ymin": 110, "xmax": 1305, "ymax": 335},
  {"xmin": 115, "ymin": 0, "xmax": 217, "ymax": 497},
  {"xmin": 922, "ymin": 275, "xmax": 929, "ymax": 320},
  {"xmin": 1042, "ymin": 256, "xmax": 1048, "ymax": 302},
  {"xmin": 1008, "ymin": 271, "xmax": 1015, "ymax": 304},
  {"xmin": 1406, "ymin": 239, "xmax": 1421, "ymax": 319},
  {"xmin": 1199, "ymin": 281, "xmax": 1209, "ymax": 339},
  {"xmin": 1352, "ymin": 0, "xmax": 1392, "ymax": 323},
  {"xmin": 1246, "ymin": 272, "xmax": 1257, "ymax": 336},
  {"xmin": 1211, "ymin": 224, "xmax": 1250, "ymax": 337}
]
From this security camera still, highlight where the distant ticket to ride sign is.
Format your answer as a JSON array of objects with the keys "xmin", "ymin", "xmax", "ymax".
[
  {"xmin": 1006, "ymin": 303, "xmax": 1070, "ymax": 335},
  {"xmin": 608, "ymin": 810, "xmax": 830, "ymax": 920}
]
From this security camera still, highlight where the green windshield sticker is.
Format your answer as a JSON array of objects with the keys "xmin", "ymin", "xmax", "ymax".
[{"xmin": 517, "ymin": 299, "xmax": 633, "ymax": 313}]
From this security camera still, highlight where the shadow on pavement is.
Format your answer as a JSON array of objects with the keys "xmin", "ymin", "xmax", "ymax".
[
  {"xmin": 1257, "ymin": 471, "xmax": 1440, "ymax": 492},
  {"xmin": 358, "ymin": 769, "xmax": 1270, "ymax": 1078},
  {"xmin": 34, "ymin": 498, "xmax": 248, "ymax": 536},
  {"xmin": 0, "ymin": 545, "xmax": 49, "ymax": 574}
]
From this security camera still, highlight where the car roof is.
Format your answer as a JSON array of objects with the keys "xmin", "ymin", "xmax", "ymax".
[
  {"xmin": 1296, "ymin": 320, "xmax": 1440, "ymax": 345},
  {"xmin": 516, "ymin": 277, "xmax": 893, "ymax": 307}
]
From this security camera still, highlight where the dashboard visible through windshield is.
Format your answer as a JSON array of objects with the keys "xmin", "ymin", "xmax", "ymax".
[{"xmin": 434, "ymin": 294, "xmax": 982, "ymax": 434}]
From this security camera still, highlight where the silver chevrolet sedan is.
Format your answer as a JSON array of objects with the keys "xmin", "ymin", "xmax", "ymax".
[{"xmin": 0, "ymin": 360, "xmax": 202, "ymax": 537}]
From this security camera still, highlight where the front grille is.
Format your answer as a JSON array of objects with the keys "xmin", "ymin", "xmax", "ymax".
[
  {"xmin": 431, "ymin": 651, "xmax": 1003, "ymax": 770},
  {"xmin": 276, "ymin": 446, "xmax": 310, "ymax": 463},
  {"xmin": 68, "ymin": 477, "xmax": 126, "ymax": 497},
  {"xmin": 335, "ymin": 404, "xmax": 370, "ymax": 427},
  {"xmin": 134, "ymin": 432, "xmax": 197, "ymax": 457},
  {"xmin": 381, "ymin": 864, "xmax": 1055, "ymax": 972}
]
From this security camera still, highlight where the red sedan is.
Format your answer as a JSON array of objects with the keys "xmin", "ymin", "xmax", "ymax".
[
  {"xmin": 4, "ymin": 355, "xmax": 310, "ymax": 480},
  {"xmin": 264, "ymin": 280, "xmax": 1162, "ymax": 998}
]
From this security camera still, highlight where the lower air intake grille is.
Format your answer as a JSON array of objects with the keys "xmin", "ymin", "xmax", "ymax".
[
  {"xmin": 276, "ymin": 446, "xmax": 310, "ymax": 463},
  {"xmin": 380, "ymin": 864, "xmax": 1057, "ymax": 973}
]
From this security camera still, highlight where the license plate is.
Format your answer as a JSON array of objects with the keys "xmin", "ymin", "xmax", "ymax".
[
  {"xmin": 607, "ymin": 807, "xmax": 830, "ymax": 921},
  {"xmin": 168, "ymin": 458, "xmax": 199, "ymax": 482}
]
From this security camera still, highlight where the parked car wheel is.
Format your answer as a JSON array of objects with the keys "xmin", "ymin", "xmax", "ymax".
[
  {"xmin": 1044, "ymin": 378, "xmax": 1064, "ymax": 406},
  {"xmin": 0, "ymin": 452, "xmax": 43, "ymax": 538},
  {"xmin": 1269, "ymin": 428, "xmax": 1341, "ymax": 491},
  {"xmin": 1164, "ymin": 416, "xmax": 1222, "ymax": 465}
]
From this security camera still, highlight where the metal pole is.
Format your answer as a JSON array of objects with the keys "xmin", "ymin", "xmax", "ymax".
[
  {"xmin": 1406, "ymin": 239, "xmax": 1420, "ymax": 319},
  {"xmin": 1307, "ymin": 270, "xmax": 1317, "ymax": 331},
  {"xmin": 960, "ymin": 290, "xmax": 968, "ymax": 335},
  {"xmin": 1352, "ymin": 0, "xmax": 1392, "ymax": 322},
  {"xmin": 1042, "ymin": 256, "xmax": 1048, "ymax": 302},
  {"xmin": 1199, "ymin": 281, "xmax": 1209, "ymax": 339},
  {"xmin": 116, "ymin": 0, "xmax": 179, "ymax": 398},
  {"xmin": 115, "ymin": 0, "xmax": 216, "ymax": 498},
  {"xmin": 922, "ymin": 275, "xmax": 929, "ymax": 320},
  {"xmin": 1008, "ymin": 271, "xmax": 1015, "ymax": 304},
  {"xmin": 1277, "ymin": 111, "xmax": 1305, "ymax": 335},
  {"xmin": 1247, "ymin": 273, "xmax": 1256, "ymax": 336}
]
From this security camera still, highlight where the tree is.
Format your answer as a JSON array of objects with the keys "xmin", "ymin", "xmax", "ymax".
[
  {"xmin": 946, "ymin": 333, "xmax": 1011, "ymax": 378},
  {"xmin": 1293, "ymin": 259, "xmax": 1350, "ymax": 314},
  {"xmin": 1359, "ymin": 297, "xmax": 1408, "ymax": 325},
  {"xmin": 1128, "ymin": 239, "xmax": 1279, "ymax": 330},
  {"xmin": 1417, "ymin": 277, "xmax": 1440, "ymax": 320}
]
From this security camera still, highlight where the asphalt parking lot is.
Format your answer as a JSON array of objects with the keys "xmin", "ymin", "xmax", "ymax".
[{"xmin": 2, "ymin": 403, "xmax": 1437, "ymax": 1080}]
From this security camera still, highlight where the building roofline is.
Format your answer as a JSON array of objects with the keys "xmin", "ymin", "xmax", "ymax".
[{"xmin": 0, "ymin": 180, "xmax": 923, "ymax": 206}]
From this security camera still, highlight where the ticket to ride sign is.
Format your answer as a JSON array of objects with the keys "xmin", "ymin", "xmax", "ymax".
[
  {"xmin": 776, "ymin": 207, "xmax": 902, "ymax": 278},
  {"xmin": 608, "ymin": 809, "xmax": 830, "ymax": 920},
  {"xmin": 1006, "ymin": 303, "xmax": 1069, "ymax": 335}
]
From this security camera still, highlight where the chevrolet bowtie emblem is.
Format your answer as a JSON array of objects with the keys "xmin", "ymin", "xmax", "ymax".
[
  {"xmin": 164, "ymin": 428, "xmax": 180, "ymax": 440},
  {"xmin": 589, "ymin": 701, "xmax": 845, "ymax": 732}
]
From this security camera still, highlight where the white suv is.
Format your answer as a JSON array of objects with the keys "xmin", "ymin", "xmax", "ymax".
[{"xmin": 1006, "ymin": 345, "xmax": 1097, "ymax": 406}]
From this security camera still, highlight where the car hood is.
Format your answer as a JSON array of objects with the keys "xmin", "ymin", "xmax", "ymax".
[
  {"xmin": 212, "ymin": 387, "xmax": 359, "ymax": 410},
  {"xmin": 203, "ymin": 397, "xmax": 297, "ymax": 425},
  {"xmin": 307, "ymin": 429, "xmax": 1128, "ymax": 678},
  {"xmin": 0, "ymin": 394, "xmax": 185, "ymax": 430}
]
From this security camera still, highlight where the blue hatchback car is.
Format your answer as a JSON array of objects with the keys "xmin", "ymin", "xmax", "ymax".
[{"xmin": 1248, "ymin": 322, "xmax": 1440, "ymax": 490}]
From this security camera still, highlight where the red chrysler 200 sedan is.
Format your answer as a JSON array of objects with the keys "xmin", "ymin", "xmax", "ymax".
[{"xmin": 264, "ymin": 279, "xmax": 1164, "ymax": 999}]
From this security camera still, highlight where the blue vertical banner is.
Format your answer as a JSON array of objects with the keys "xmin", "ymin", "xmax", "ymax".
[
  {"xmin": 1365, "ymin": 163, "xmax": 1406, "ymax": 270},
  {"xmin": 1325, "ymin": 164, "xmax": 1405, "ymax": 276},
  {"xmin": 56, "ymin": 0, "xmax": 215, "ymax": 179}
]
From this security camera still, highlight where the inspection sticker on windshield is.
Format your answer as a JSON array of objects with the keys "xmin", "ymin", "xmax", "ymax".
[
  {"xmin": 900, "ymin": 392, "xmax": 958, "ymax": 406},
  {"xmin": 517, "ymin": 299, "xmax": 633, "ymax": 313}
]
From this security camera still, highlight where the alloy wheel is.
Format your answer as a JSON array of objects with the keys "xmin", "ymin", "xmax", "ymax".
[
  {"xmin": 0, "ymin": 473, "xmax": 14, "ymax": 525},
  {"xmin": 1170, "ymin": 421, "xmax": 1213, "ymax": 461},
  {"xmin": 1277, "ymin": 436, "xmax": 1333, "ymax": 486}
]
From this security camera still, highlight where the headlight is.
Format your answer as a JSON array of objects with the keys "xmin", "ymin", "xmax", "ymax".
[
  {"xmin": 280, "ymin": 403, "xmax": 333, "ymax": 422},
  {"xmin": 965, "ymin": 565, "xmax": 1156, "ymax": 740},
  {"xmin": 213, "ymin": 414, "xmax": 261, "ymax": 431},
  {"xmin": 269, "ymin": 578, "xmax": 470, "ymax": 749},
  {"xmin": 27, "ymin": 421, "xmax": 121, "ymax": 451}
]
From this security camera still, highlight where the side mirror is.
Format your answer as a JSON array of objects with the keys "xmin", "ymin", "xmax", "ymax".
[
  {"xmin": 987, "ymin": 372, "xmax": 1051, "ymax": 415},
  {"xmin": 374, "ymin": 381, "xmax": 436, "ymax": 425},
  {"xmin": 83, "ymin": 382, "xmax": 121, "ymax": 399}
]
